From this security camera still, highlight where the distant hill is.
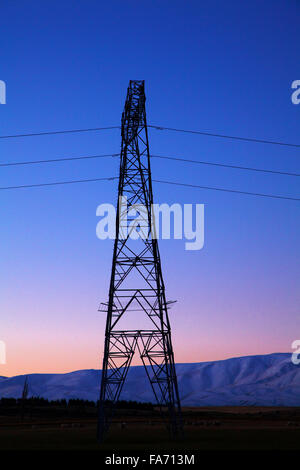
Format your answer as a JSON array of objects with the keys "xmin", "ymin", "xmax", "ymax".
[{"xmin": 1, "ymin": 353, "xmax": 299, "ymax": 406}]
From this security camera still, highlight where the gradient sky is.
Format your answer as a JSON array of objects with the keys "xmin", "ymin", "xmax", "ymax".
[{"xmin": 1, "ymin": 0, "xmax": 300, "ymax": 377}]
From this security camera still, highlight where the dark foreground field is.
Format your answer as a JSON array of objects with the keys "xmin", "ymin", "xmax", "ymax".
[{"xmin": 1, "ymin": 405, "xmax": 300, "ymax": 451}]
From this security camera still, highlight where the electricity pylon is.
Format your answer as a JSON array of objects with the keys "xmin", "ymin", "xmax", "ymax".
[
  {"xmin": 97, "ymin": 80, "xmax": 182, "ymax": 442},
  {"xmin": 20, "ymin": 376, "xmax": 29, "ymax": 420}
]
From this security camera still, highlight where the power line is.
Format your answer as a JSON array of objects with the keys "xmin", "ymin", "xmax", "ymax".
[
  {"xmin": 0, "ymin": 126, "xmax": 120, "ymax": 139},
  {"xmin": 1, "ymin": 152, "xmax": 298, "ymax": 177},
  {"xmin": 1, "ymin": 175, "xmax": 298, "ymax": 201},
  {"xmin": 149, "ymin": 125, "xmax": 300, "ymax": 148},
  {"xmin": 150, "ymin": 154, "xmax": 300, "ymax": 177},
  {"xmin": 0, "ymin": 176, "xmax": 117, "ymax": 190},
  {"xmin": 0, "ymin": 124, "xmax": 299, "ymax": 148},
  {"xmin": 0, "ymin": 153, "xmax": 119, "ymax": 167},
  {"xmin": 153, "ymin": 179, "xmax": 300, "ymax": 201}
]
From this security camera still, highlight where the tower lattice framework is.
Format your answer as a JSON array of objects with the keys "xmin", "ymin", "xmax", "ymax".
[{"xmin": 98, "ymin": 80, "xmax": 182, "ymax": 442}]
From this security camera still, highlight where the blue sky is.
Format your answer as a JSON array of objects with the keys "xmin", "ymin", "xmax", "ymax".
[{"xmin": 0, "ymin": 0, "xmax": 299, "ymax": 375}]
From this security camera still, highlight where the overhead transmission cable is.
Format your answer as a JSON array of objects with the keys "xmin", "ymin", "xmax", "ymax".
[
  {"xmin": 1, "ymin": 176, "xmax": 299, "ymax": 201},
  {"xmin": 148, "ymin": 125, "xmax": 300, "ymax": 148},
  {"xmin": 0, "ymin": 126, "xmax": 120, "ymax": 139},
  {"xmin": 0, "ymin": 153, "xmax": 119, "ymax": 167},
  {"xmin": 0, "ymin": 176, "xmax": 117, "ymax": 190},
  {"xmin": 1, "ymin": 152, "xmax": 299, "ymax": 177},
  {"xmin": 0, "ymin": 124, "xmax": 299, "ymax": 148}
]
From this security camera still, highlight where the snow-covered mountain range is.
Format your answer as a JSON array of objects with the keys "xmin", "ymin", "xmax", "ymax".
[{"xmin": 1, "ymin": 353, "xmax": 299, "ymax": 406}]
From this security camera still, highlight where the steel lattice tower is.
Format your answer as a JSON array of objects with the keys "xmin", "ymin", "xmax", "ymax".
[{"xmin": 97, "ymin": 80, "xmax": 182, "ymax": 442}]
